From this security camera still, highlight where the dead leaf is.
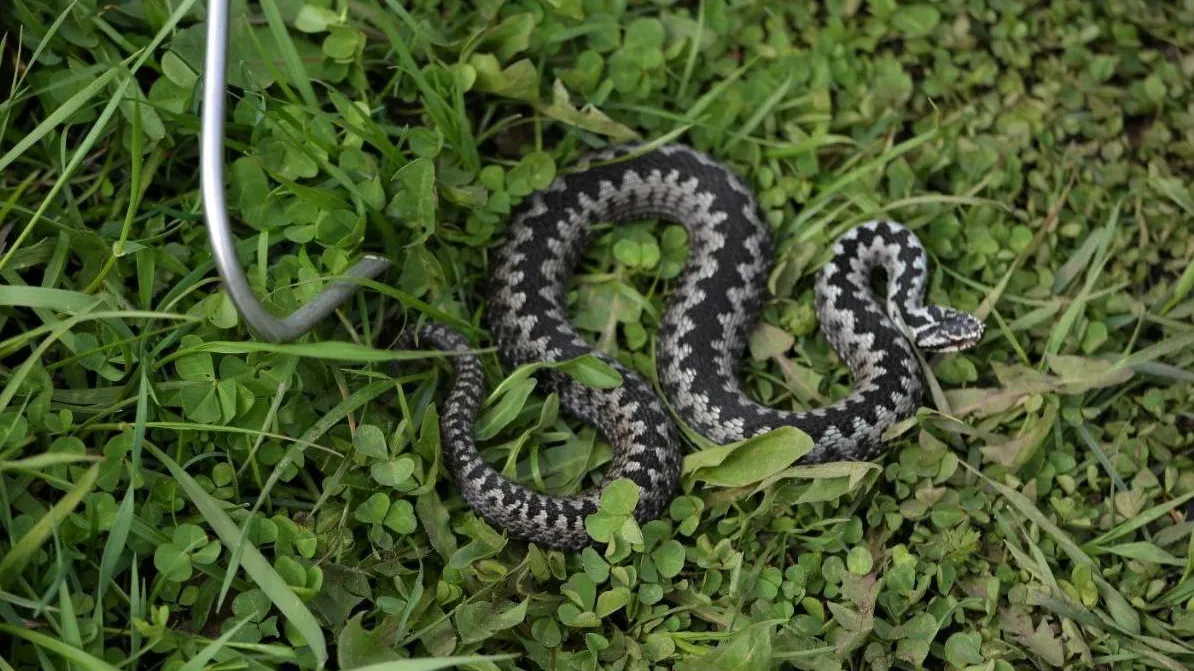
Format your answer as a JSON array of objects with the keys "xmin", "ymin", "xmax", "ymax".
[
  {"xmin": 537, "ymin": 80, "xmax": 640, "ymax": 142},
  {"xmin": 981, "ymin": 405, "xmax": 1057, "ymax": 468},
  {"xmin": 1046, "ymin": 354, "xmax": 1134, "ymax": 394}
]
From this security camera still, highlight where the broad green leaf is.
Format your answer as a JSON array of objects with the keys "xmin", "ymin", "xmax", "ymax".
[
  {"xmin": 507, "ymin": 152, "xmax": 557, "ymax": 196},
  {"xmin": 598, "ymin": 478, "xmax": 640, "ymax": 516},
  {"xmin": 891, "ymin": 5, "xmax": 941, "ymax": 38},
  {"xmin": 748, "ymin": 322, "xmax": 794, "ymax": 362},
  {"xmin": 470, "ymin": 53, "xmax": 540, "ymax": 102},
  {"xmin": 559, "ymin": 355, "xmax": 623, "ymax": 389},
  {"xmin": 355, "ymin": 424, "xmax": 390, "ymax": 460},
  {"xmin": 556, "ymin": 603, "xmax": 601, "ymax": 628},
  {"xmin": 383, "ymin": 500, "xmax": 418, "ymax": 534},
  {"xmin": 408, "ymin": 127, "xmax": 444, "ymax": 158},
  {"xmin": 684, "ymin": 426, "xmax": 813, "ymax": 487},
  {"xmin": 652, "ymin": 540, "xmax": 686, "ymax": 578},
  {"xmin": 675, "ymin": 620, "xmax": 777, "ymax": 671},
  {"xmin": 356, "ymin": 493, "xmax": 392, "ymax": 524},
  {"xmin": 480, "ymin": 12, "xmax": 535, "ymax": 61},
  {"xmin": 371, "ymin": 458, "xmax": 416, "ymax": 488},
  {"xmin": 595, "ymin": 587, "xmax": 630, "ymax": 617},
  {"xmin": 455, "ymin": 599, "xmax": 528, "ymax": 644},
  {"xmin": 389, "ymin": 157, "xmax": 437, "ymax": 241},
  {"xmin": 562, "ymin": 572, "xmax": 597, "ymax": 610},
  {"xmin": 295, "ymin": 5, "xmax": 341, "ymax": 32},
  {"xmin": 153, "ymin": 543, "xmax": 193, "ymax": 582},
  {"xmin": 580, "ymin": 547, "xmax": 610, "ymax": 583},
  {"xmin": 476, "ymin": 378, "xmax": 537, "ymax": 440}
]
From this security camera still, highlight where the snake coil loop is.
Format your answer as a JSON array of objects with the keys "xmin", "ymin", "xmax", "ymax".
[{"xmin": 405, "ymin": 144, "xmax": 984, "ymax": 550}]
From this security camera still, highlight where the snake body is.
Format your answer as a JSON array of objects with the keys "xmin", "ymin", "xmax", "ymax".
[{"xmin": 406, "ymin": 143, "xmax": 983, "ymax": 550}]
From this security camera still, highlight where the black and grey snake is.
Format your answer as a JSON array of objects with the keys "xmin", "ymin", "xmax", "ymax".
[{"xmin": 401, "ymin": 143, "xmax": 984, "ymax": 550}]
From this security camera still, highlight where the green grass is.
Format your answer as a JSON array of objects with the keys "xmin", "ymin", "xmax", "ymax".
[{"xmin": 2, "ymin": 1, "xmax": 1194, "ymax": 670}]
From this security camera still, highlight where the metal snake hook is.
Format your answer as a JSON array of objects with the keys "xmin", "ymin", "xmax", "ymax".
[{"xmin": 200, "ymin": 0, "xmax": 391, "ymax": 342}]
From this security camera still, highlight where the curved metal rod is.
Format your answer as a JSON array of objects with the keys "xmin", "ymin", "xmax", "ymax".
[{"xmin": 200, "ymin": 0, "xmax": 391, "ymax": 342}]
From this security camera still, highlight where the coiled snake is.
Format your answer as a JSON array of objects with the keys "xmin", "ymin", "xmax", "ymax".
[{"xmin": 402, "ymin": 143, "xmax": 984, "ymax": 550}]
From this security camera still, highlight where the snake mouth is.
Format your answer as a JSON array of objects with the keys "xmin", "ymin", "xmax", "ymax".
[
  {"xmin": 924, "ymin": 336, "xmax": 983, "ymax": 353},
  {"xmin": 914, "ymin": 317, "xmax": 986, "ymax": 353}
]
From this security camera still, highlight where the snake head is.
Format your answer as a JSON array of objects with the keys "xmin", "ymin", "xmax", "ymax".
[{"xmin": 912, "ymin": 307, "xmax": 985, "ymax": 353}]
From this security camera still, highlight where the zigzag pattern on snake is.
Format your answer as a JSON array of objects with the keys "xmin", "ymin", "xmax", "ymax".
[{"xmin": 401, "ymin": 143, "xmax": 984, "ymax": 550}]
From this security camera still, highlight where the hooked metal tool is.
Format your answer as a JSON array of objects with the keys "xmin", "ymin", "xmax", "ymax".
[{"xmin": 200, "ymin": 0, "xmax": 390, "ymax": 342}]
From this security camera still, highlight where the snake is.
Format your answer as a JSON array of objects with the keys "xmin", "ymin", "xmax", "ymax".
[{"xmin": 401, "ymin": 143, "xmax": 984, "ymax": 550}]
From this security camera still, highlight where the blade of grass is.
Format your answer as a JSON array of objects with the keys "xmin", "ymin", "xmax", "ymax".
[
  {"xmin": 676, "ymin": 0, "xmax": 705, "ymax": 101},
  {"xmin": 58, "ymin": 583, "xmax": 83, "ymax": 671},
  {"xmin": 142, "ymin": 442, "xmax": 329, "ymax": 669},
  {"xmin": 129, "ymin": 559, "xmax": 142, "ymax": 671},
  {"xmin": 1082, "ymin": 491, "xmax": 1194, "ymax": 551},
  {"xmin": 216, "ymin": 379, "xmax": 392, "ymax": 611},
  {"xmin": 973, "ymin": 175, "xmax": 1072, "ymax": 322},
  {"xmin": 88, "ymin": 369, "xmax": 148, "ymax": 654},
  {"xmin": 963, "ymin": 460, "xmax": 1090, "ymax": 565},
  {"xmin": 238, "ymin": 355, "xmax": 299, "ymax": 478},
  {"xmin": 83, "ymin": 422, "xmax": 340, "ymax": 457},
  {"xmin": 1044, "ymin": 199, "xmax": 1122, "ymax": 359},
  {"xmin": 963, "ymin": 460, "xmax": 1143, "ymax": 634},
  {"xmin": 0, "ymin": 1, "xmax": 75, "ymax": 138},
  {"xmin": 0, "ymin": 309, "xmax": 194, "ymax": 416},
  {"xmin": 1053, "ymin": 227, "xmax": 1103, "ymax": 294},
  {"xmin": 0, "ymin": 68, "xmax": 123, "ymax": 176},
  {"xmin": 1161, "ymin": 260, "xmax": 1194, "ymax": 316},
  {"xmin": 0, "ymin": 464, "xmax": 99, "ymax": 589},
  {"xmin": 344, "ymin": 657, "xmax": 519, "ymax": 671},
  {"xmin": 159, "ymin": 339, "xmax": 476, "ymax": 370},
  {"xmin": 369, "ymin": 0, "xmax": 478, "ymax": 170},
  {"xmin": 1075, "ymin": 422, "xmax": 1128, "ymax": 492},
  {"xmin": 89, "ymin": 483, "xmax": 135, "ymax": 654},
  {"xmin": 177, "ymin": 618, "xmax": 252, "ymax": 671},
  {"xmin": 0, "ymin": 173, "xmax": 40, "ymax": 236},
  {"xmin": 1115, "ymin": 332, "xmax": 1194, "ymax": 370},
  {"xmin": 0, "ymin": 453, "xmax": 101, "ymax": 472},
  {"xmin": 0, "ymin": 307, "xmax": 193, "ymax": 361},
  {"xmin": 0, "ymin": 66, "xmax": 126, "ymax": 272},
  {"xmin": 763, "ymin": 133, "xmax": 855, "ymax": 158},
  {"xmin": 256, "ymin": 0, "xmax": 319, "ymax": 107},
  {"xmin": 0, "ymin": 286, "xmax": 114, "ymax": 313},
  {"xmin": 84, "ymin": 91, "xmax": 145, "ymax": 295},
  {"xmin": 0, "ymin": 0, "xmax": 198, "ymax": 270},
  {"xmin": 684, "ymin": 56, "xmax": 759, "ymax": 126},
  {"xmin": 721, "ymin": 73, "xmax": 792, "ymax": 153},
  {"xmin": 1160, "ymin": 576, "xmax": 1194, "ymax": 607},
  {"xmin": 0, "ymin": 624, "xmax": 122, "ymax": 671},
  {"xmin": 788, "ymin": 129, "xmax": 939, "ymax": 241},
  {"xmin": 1122, "ymin": 643, "xmax": 1190, "ymax": 671},
  {"xmin": 1149, "ymin": 171, "xmax": 1193, "ymax": 319},
  {"xmin": 1127, "ymin": 360, "xmax": 1194, "ymax": 383}
]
